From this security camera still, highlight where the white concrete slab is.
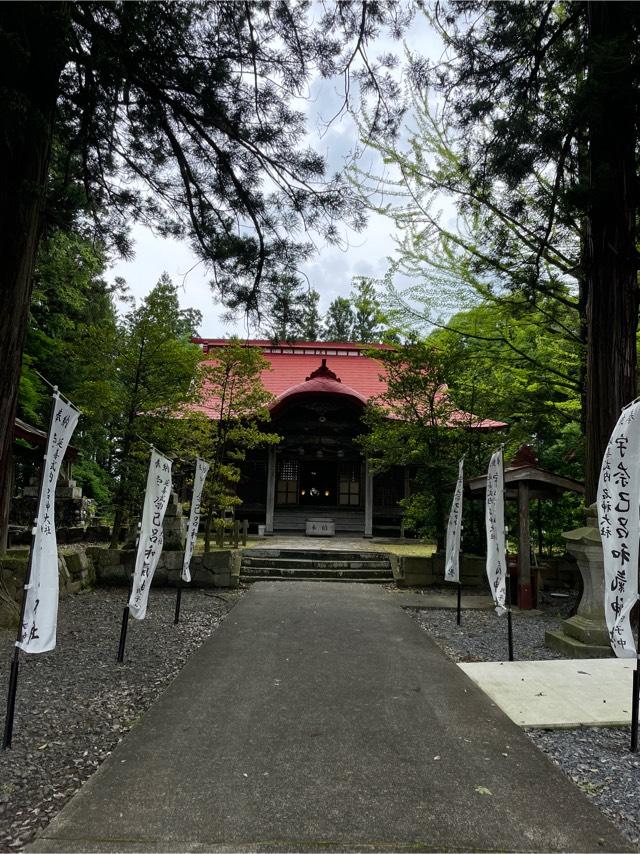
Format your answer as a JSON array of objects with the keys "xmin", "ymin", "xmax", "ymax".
[{"xmin": 458, "ymin": 658, "xmax": 637, "ymax": 728}]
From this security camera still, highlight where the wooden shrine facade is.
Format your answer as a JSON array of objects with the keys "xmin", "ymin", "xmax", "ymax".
[{"xmin": 195, "ymin": 339, "xmax": 503, "ymax": 537}]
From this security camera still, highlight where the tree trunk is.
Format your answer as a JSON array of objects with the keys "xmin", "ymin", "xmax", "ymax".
[
  {"xmin": 109, "ymin": 427, "xmax": 138, "ymax": 548},
  {"xmin": 584, "ymin": 1, "xmax": 639, "ymax": 504},
  {"xmin": 0, "ymin": 4, "xmax": 69, "ymax": 550},
  {"xmin": 204, "ymin": 506, "xmax": 213, "ymax": 553}
]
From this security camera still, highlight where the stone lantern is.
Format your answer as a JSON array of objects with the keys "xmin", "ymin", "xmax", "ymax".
[{"xmin": 545, "ymin": 503, "xmax": 612, "ymax": 658}]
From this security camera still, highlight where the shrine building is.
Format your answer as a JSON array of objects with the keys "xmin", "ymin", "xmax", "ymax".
[{"xmin": 194, "ymin": 339, "xmax": 504, "ymax": 538}]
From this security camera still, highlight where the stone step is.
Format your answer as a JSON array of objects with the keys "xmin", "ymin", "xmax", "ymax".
[
  {"xmin": 240, "ymin": 575, "xmax": 391, "ymax": 585},
  {"xmin": 240, "ymin": 566, "xmax": 393, "ymax": 580},
  {"xmin": 241, "ymin": 557, "xmax": 390, "ymax": 570},
  {"xmin": 544, "ymin": 628, "xmax": 613, "ymax": 659},
  {"xmin": 560, "ymin": 615, "xmax": 611, "ymax": 647},
  {"xmin": 242, "ymin": 548, "xmax": 389, "ymax": 562}
]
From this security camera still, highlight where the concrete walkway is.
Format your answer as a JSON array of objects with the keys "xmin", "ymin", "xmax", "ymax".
[{"xmin": 31, "ymin": 583, "xmax": 629, "ymax": 852}]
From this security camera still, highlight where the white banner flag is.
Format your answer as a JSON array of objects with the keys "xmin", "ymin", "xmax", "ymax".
[
  {"xmin": 485, "ymin": 448, "xmax": 507, "ymax": 615},
  {"xmin": 18, "ymin": 393, "xmax": 80, "ymax": 653},
  {"xmin": 128, "ymin": 451, "xmax": 172, "ymax": 620},
  {"xmin": 597, "ymin": 402, "xmax": 640, "ymax": 658},
  {"xmin": 444, "ymin": 457, "xmax": 464, "ymax": 584},
  {"xmin": 182, "ymin": 458, "xmax": 209, "ymax": 582}
]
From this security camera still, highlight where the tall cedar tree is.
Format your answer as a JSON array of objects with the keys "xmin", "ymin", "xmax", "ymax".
[
  {"xmin": 351, "ymin": 276, "xmax": 385, "ymax": 342},
  {"xmin": 427, "ymin": 1, "xmax": 639, "ymax": 503},
  {"xmin": 324, "ymin": 296, "xmax": 355, "ymax": 341},
  {"xmin": 0, "ymin": 1, "xmax": 408, "ymax": 547},
  {"xmin": 108, "ymin": 276, "xmax": 202, "ymax": 546},
  {"xmin": 301, "ymin": 289, "xmax": 322, "ymax": 341},
  {"xmin": 261, "ymin": 276, "xmax": 308, "ymax": 342}
]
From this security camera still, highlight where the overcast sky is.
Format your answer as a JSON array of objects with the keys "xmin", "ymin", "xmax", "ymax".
[{"xmin": 107, "ymin": 10, "xmax": 444, "ymax": 338}]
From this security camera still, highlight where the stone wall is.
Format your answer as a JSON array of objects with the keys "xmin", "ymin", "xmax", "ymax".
[
  {"xmin": 392, "ymin": 553, "xmax": 489, "ymax": 589},
  {"xmin": 0, "ymin": 549, "xmax": 95, "ymax": 629},
  {"xmin": 87, "ymin": 548, "xmax": 240, "ymax": 590},
  {"xmin": 391, "ymin": 551, "xmax": 579, "ymax": 593},
  {"xmin": 0, "ymin": 546, "xmax": 239, "ymax": 630}
]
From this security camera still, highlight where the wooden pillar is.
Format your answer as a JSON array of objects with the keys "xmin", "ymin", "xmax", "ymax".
[
  {"xmin": 364, "ymin": 456, "xmax": 373, "ymax": 539},
  {"xmin": 518, "ymin": 482, "xmax": 533, "ymax": 609},
  {"xmin": 537, "ymin": 498, "xmax": 543, "ymax": 558},
  {"xmin": 265, "ymin": 447, "xmax": 276, "ymax": 535}
]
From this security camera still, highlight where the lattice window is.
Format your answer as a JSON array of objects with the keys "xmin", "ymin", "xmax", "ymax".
[
  {"xmin": 277, "ymin": 459, "xmax": 299, "ymax": 505},
  {"xmin": 279, "ymin": 460, "xmax": 298, "ymax": 481}
]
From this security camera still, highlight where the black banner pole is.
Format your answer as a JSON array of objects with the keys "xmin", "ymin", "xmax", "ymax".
[
  {"xmin": 631, "ymin": 661, "xmax": 639, "ymax": 752},
  {"xmin": 3, "ymin": 535, "xmax": 36, "ymax": 749},
  {"xmin": 3, "ymin": 389, "xmax": 59, "ymax": 749},
  {"xmin": 629, "ymin": 518, "xmax": 640, "ymax": 752},
  {"xmin": 506, "ymin": 574, "xmax": 514, "ymax": 662},
  {"xmin": 117, "ymin": 570, "xmax": 134, "ymax": 663},
  {"xmin": 116, "ymin": 605, "xmax": 130, "ymax": 663},
  {"xmin": 2, "ymin": 655, "xmax": 20, "ymax": 750},
  {"xmin": 631, "ymin": 595, "xmax": 640, "ymax": 751},
  {"xmin": 174, "ymin": 584, "xmax": 183, "ymax": 625},
  {"xmin": 501, "ymin": 446, "xmax": 514, "ymax": 662},
  {"xmin": 456, "ymin": 518, "xmax": 464, "ymax": 628}
]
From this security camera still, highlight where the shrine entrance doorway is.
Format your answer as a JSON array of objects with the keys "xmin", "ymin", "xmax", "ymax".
[{"xmin": 299, "ymin": 461, "xmax": 338, "ymax": 507}]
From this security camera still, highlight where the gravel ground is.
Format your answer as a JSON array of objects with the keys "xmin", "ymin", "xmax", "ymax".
[
  {"xmin": 0, "ymin": 586, "xmax": 244, "ymax": 852},
  {"xmin": 529, "ymin": 727, "xmax": 640, "ymax": 847},
  {"xmin": 412, "ymin": 600, "xmax": 640, "ymax": 848},
  {"xmin": 412, "ymin": 603, "xmax": 565, "ymax": 663}
]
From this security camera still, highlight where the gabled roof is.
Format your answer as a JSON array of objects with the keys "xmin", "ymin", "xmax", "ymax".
[
  {"xmin": 14, "ymin": 417, "xmax": 79, "ymax": 459},
  {"xmin": 466, "ymin": 444, "xmax": 584, "ymax": 499},
  {"xmin": 193, "ymin": 339, "xmax": 391, "ymax": 407},
  {"xmin": 193, "ymin": 339, "xmax": 506, "ymax": 429}
]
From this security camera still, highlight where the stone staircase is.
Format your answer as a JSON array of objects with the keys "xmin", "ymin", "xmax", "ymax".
[{"xmin": 240, "ymin": 548, "xmax": 393, "ymax": 584}]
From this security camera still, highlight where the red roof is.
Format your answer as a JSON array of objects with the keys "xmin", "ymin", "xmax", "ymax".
[{"xmin": 193, "ymin": 339, "xmax": 506, "ymax": 429}]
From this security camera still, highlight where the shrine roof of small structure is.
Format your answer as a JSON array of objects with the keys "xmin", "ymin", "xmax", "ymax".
[
  {"xmin": 14, "ymin": 417, "xmax": 79, "ymax": 460},
  {"xmin": 465, "ymin": 445, "xmax": 584, "ymax": 500},
  {"xmin": 193, "ymin": 338, "xmax": 507, "ymax": 429}
]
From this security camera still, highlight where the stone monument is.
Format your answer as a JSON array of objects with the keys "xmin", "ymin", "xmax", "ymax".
[{"xmin": 162, "ymin": 491, "xmax": 187, "ymax": 550}]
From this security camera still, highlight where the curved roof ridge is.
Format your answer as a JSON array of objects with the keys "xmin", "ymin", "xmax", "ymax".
[{"xmin": 271, "ymin": 370, "xmax": 367, "ymax": 412}]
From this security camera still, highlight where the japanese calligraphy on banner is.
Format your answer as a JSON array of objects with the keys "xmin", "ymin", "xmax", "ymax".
[
  {"xmin": 129, "ymin": 451, "xmax": 172, "ymax": 621},
  {"xmin": 485, "ymin": 448, "xmax": 507, "ymax": 615},
  {"xmin": 445, "ymin": 458, "xmax": 464, "ymax": 584},
  {"xmin": 597, "ymin": 402, "xmax": 640, "ymax": 658},
  {"xmin": 18, "ymin": 393, "xmax": 80, "ymax": 653},
  {"xmin": 182, "ymin": 458, "xmax": 209, "ymax": 582}
]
